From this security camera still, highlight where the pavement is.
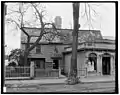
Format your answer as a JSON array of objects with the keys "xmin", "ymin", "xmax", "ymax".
[
  {"xmin": 5, "ymin": 75, "xmax": 115, "ymax": 87},
  {"xmin": 80, "ymin": 75, "xmax": 115, "ymax": 83}
]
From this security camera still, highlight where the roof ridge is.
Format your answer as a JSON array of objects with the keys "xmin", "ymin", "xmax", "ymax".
[{"xmin": 23, "ymin": 27, "xmax": 100, "ymax": 32}]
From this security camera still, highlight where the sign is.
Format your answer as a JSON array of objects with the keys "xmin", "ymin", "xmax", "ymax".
[{"xmin": 51, "ymin": 53, "xmax": 62, "ymax": 59}]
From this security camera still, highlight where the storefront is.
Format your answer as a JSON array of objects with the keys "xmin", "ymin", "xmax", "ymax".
[{"xmin": 63, "ymin": 40, "xmax": 115, "ymax": 77}]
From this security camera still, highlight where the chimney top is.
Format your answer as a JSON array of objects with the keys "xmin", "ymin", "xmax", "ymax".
[{"xmin": 54, "ymin": 16, "xmax": 62, "ymax": 29}]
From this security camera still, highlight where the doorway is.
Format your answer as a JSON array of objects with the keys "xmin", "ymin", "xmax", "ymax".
[
  {"xmin": 102, "ymin": 54, "xmax": 111, "ymax": 75},
  {"xmin": 53, "ymin": 59, "xmax": 59, "ymax": 69},
  {"xmin": 88, "ymin": 53, "xmax": 97, "ymax": 72},
  {"xmin": 30, "ymin": 58, "xmax": 45, "ymax": 69}
]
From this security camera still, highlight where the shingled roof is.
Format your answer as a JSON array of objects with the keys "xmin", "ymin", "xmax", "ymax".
[{"xmin": 21, "ymin": 27, "xmax": 103, "ymax": 44}]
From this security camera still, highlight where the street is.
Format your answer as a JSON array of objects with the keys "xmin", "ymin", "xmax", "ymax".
[{"xmin": 6, "ymin": 81, "xmax": 115, "ymax": 93}]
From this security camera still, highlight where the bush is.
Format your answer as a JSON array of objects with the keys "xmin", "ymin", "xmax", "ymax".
[{"xmin": 8, "ymin": 61, "xmax": 17, "ymax": 67}]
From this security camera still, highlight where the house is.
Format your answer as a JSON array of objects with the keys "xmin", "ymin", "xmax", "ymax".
[{"xmin": 21, "ymin": 26, "xmax": 115, "ymax": 77}]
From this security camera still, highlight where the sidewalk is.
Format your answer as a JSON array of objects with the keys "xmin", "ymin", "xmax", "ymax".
[
  {"xmin": 5, "ymin": 75, "xmax": 115, "ymax": 87},
  {"xmin": 5, "ymin": 78, "xmax": 67, "ymax": 86},
  {"xmin": 80, "ymin": 75, "xmax": 115, "ymax": 83}
]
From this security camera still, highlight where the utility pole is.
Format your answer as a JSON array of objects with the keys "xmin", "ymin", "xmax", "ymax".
[{"xmin": 67, "ymin": 3, "xmax": 80, "ymax": 85}]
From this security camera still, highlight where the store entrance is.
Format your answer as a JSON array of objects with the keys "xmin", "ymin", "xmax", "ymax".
[{"xmin": 102, "ymin": 56, "xmax": 111, "ymax": 75}]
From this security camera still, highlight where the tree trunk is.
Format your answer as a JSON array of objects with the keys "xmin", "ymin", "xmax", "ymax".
[
  {"xmin": 24, "ymin": 36, "xmax": 30, "ymax": 66},
  {"xmin": 24, "ymin": 50, "xmax": 29, "ymax": 66},
  {"xmin": 67, "ymin": 3, "xmax": 80, "ymax": 85}
]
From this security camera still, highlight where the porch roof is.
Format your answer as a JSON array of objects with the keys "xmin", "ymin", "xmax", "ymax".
[
  {"xmin": 63, "ymin": 47, "xmax": 115, "ymax": 54},
  {"xmin": 28, "ymin": 53, "xmax": 45, "ymax": 58},
  {"xmin": 51, "ymin": 53, "xmax": 62, "ymax": 59}
]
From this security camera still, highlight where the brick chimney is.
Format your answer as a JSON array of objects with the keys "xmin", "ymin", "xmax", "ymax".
[{"xmin": 54, "ymin": 16, "xmax": 62, "ymax": 29}]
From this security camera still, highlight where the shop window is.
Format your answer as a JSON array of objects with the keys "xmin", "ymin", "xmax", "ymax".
[{"xmin": 86, "ymin": 53, "xmax": 97, "ymax": 72}]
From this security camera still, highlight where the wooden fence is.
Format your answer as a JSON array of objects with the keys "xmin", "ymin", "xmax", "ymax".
[
  {"xmin": 5, "ymin": 62, "xmax": 59, "ymax": 79},
  {"xmin": 5, "ymin": 66, "xmax": 31, "ymax": 79},
  {"xmin": 35, "ymin": 69, "xmax": 59, "ymax": 77},
  {"xmin": 78, "ymin": 68, "xmax": 87, "ymax": 77}
]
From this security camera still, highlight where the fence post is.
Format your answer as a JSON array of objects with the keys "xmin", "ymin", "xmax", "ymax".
[
  {"xmin": 58, "ymin": 60, "xmax": 61, "ymax": 78},
  {"xmin": 59, "ymin": 67, "xmax": 61, "ymax": 77},
  {"xmin": 86, "ymin": 68, "xmax": 87, "ymax": 77},
  {"xmin": 30, "ymin": 61, "xmax": 34, "ymax": 79}
]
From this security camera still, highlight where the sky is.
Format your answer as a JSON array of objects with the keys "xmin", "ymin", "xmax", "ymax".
[{"xmin": 5, "ymin": 3, "xmax": 115, "ymax": 55}]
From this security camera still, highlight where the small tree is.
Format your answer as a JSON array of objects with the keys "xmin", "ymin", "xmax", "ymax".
[{"xmin": 8, "ymin": 48, "xmax": 24, "ymax": 66}]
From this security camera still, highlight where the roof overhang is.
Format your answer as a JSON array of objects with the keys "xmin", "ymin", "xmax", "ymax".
[
  {"xmin": 51, "ymin": 53, "xmax": 62, "ymax": 59},
  {"xmin": 63, "ymin": 47, "xmax": 115, "ymax": 54}
]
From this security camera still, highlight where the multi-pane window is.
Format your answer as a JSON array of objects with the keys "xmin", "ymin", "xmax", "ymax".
[{"xmin": 36, "ymin": 45, "xmax": 41, "ymax": 53}]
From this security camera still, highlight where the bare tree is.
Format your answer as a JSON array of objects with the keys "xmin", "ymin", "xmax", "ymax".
[
  {"xmin": 6, "ymin": 3, "xmax": 59, "ymax": 66},
  {"xmin": 81, "ymin": 3, "xmax": 100, "ymax": 30},
  {"xmin": 67, "ymin": 3, "xmax": 101, "ymax": 85},
  {"xmin": 67, "ymin": 3, "xmax": 80, "ymax": 85}
]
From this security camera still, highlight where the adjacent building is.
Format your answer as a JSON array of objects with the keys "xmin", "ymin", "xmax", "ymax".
[{"xmin": 63, "ymin": 39, "xmax": 115, "ymax": 77}]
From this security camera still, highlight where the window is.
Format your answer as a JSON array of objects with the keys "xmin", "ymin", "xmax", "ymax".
[
  {"xmin": 36, "ymin": 45, "xmax": 41, "ymax": 53},
  {"xmin": 86, "ymin": 53, "xmax": 97, "ymax": 72}
]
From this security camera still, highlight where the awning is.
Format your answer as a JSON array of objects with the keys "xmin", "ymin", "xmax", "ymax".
[
  {"xmin": 28, "ymin": 54, "xmax": 45, "ymax": 58},
  {"xmin": 51, "ymin": 53, "xmax": 62, "ymax": 59}
]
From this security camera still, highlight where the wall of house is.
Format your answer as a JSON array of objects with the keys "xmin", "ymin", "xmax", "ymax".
[
  {"xmin": 77, "ymin": 52, "xmax": 86, "ymax": 69},
  {"xmin": 64, "ymin": 53, "xmax": 71, "ymax": 75},
  {"xmin": 21, "ymin": 44, "xmax": 69, "ymax": 62},
  {"xmin": 94, "ymin": 43, "xmax": 115, "ymax": 50},
  {"xmin": 77, "ymin": 52, "xmax": 86, "ymax": 77},
  {"xmin": 64, "ymin": 51, "xmax": 86, "ymax": 76}
]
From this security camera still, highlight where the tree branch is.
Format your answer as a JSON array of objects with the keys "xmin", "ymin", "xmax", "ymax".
[
  {"xmin": 88, "ymin": 4, "xmax": 94, "ymax": 29},
  {"xmin": 20, "ymin": 27, "xmax": 30, "ymax": 37},
  {"xmin": 6, "ymin": 18, "xmax": 21, "ymax": 29},
  {"xmin": 31, "ymin": 3, "xmax": 44, "ymax": 28},
  {"xmin": 43, "ymin": 23, "xmax": 57, "ymax": 30},
  {"xmin": 25, "ymin": 36, "xmax": 31, "ymax": 50},
  {"xmin": 27, "ymin": 32, "xmax": 43, "ymax": 51},
  {"xmin": 85, "ymin": 3, "xmax": 89, "ymax": 21},
  {"xmin": 27, "ymin": 3, "xmax": 45, "ymax": 52}
]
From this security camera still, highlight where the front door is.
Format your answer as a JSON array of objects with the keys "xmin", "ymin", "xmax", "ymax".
[
  {"xmin": 53, "ymin": 59, "xmax": 59, "ymax": 69},
  {"xmin": 31, "ymin": 58, "xmax": 45, "ymax": 77},
  {"xmin": 35, "ymin": 58, "xmax": 45, "ymax": 69},
  {"xmin": 102, "ymin": 57, "xmax": 111, "ymax": 75}
]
